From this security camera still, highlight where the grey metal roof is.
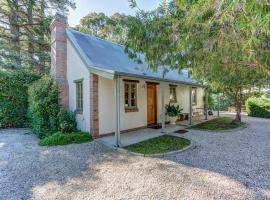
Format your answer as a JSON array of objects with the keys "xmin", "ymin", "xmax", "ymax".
[{"xmin": 66, "ymin": 28, "xmax": 199, "ymax": 86}]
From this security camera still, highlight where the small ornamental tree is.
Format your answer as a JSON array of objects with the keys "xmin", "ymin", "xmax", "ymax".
[{"xmin": 28, "ymin": 76, "xmax": 59, "ymax": 137}]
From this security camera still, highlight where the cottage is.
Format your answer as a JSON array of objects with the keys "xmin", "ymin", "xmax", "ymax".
[{"xmin": 50, "ymin": 14, "xmax": 205, "ymax": 146}]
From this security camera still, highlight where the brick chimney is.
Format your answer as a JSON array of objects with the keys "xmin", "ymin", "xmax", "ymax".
[{"xmin": 50, "ymin": 13, "xmax": 69, "ymax": 108}]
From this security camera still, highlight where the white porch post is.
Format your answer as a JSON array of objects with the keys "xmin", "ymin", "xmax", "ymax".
[
  {"xmin": 161, "ymin": 84, "xmax": 166, "ymax": 133},
  {"xmin": 205, "ymin": 90, "xmax": 208, "ymax": 120},
  {"xmin": 114, "ymin": 75, "xmax": 121, "ymax": 147},
  {"xmin": 189, "ymin": 86, "xmax": 192, "ymax": 126}
]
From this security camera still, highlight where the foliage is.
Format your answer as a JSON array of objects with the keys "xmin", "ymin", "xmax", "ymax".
[
  {"xmin": 76, "ymin": 12, "xmax": 132, "ymax": 44},
  {"xmin": 125, "ymin": 0, "xmax": 270, "ymax": 122},
  {"xmin": 0, "ymin": 0, "xmax": 75, "ymax": 72},
  {"xmin": 28, "ymin": 76, "xmax": 59, "ymax": 137},
  {"xmin": 246, "ymin": 97, "xmax": 270, "ymax": 118},
  {"xmin": 242, "ymin": 91, "xmax": 263, "ymax": 104},
  {"xmin": 57, "ymin": 109, "xmax": 77, "ymax": 133},
  {"xmin": 212, "ymin": 93, "xmax": 230, "ymax": 111},
  {"xmin": 165, "ymin": 103, "xmax": 182, "ymax": 117},
  {"xmin": 124, "ymin": 135, "xmax": 190, "ymax": 154},
  {"xmin": 39, "ymin": 131, "xmax": 92, "ymax": 146},
  {"xmin": 0, "ymin": 69, "xmax": 40, "ymax": 128},
  {"xmin": 191, "ymin": 117, "xmax": 245, "ymax": 131},
  {"xmin": 206, "ymin": 94, "xmax": 215, "ymax": 110}
]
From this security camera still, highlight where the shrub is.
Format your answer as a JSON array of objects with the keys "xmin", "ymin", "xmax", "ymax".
[
  {"xmin": 39, "ymin": 131, "xmax": 92, "ymax": 146},
  {"xmin": 0, "ymin": 69, "xmax": 40, "ymax": 128},
  {"xmin": 28, "ymin": 76, "xmax": 59, "ymax": 137},
  {"xmin": 165, "ymin": 103, "xmax": 182, "ymax": 117},
  {"xmin": 246, "ymin": 96, "xmax": 270, "ymax": 118},
  {"xmin": 57, "ymin": 109, "xmax": 77, "ymax": 133}
]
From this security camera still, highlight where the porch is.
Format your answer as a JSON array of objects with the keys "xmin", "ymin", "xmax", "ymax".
[
  {"xmin": 96, "ymin": 114, "xmax": 217, "ymax": 147},
  {"xmin": 96, "ymin": 124, "xmax": 184, "ymax": 147}
]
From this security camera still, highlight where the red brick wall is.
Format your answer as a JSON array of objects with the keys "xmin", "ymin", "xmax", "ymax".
[
  {"xmin": 50, "ymin": 14, "xmax": 69, "ymax": 109},
  {"xmin": 90, "ymin": 73, "xmax": 99, "ymax": 138}
]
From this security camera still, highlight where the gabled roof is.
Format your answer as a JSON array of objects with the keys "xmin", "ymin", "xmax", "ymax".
[{"xmin": 66, "ymin": 28, "xmax": 200, "ymax": 86}]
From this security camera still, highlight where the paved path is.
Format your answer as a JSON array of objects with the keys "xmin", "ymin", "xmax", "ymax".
[{"xmin": 0, "ymin": 115, "xmax": 269, "ymax": 200}]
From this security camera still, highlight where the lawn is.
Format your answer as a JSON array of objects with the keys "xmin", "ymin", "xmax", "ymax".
[
  {"xmin": 191, "ymin": 117, "xmax": 245, "ymax": 131},
  {"xmin": 124, "ymin": 135, "xmax": 191, "ymax": 155}
]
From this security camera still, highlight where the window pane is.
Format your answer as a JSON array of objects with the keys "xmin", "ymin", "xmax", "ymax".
[{"xmin": 124, "ymin": 82, "xmax": 137, "ymax": 109}]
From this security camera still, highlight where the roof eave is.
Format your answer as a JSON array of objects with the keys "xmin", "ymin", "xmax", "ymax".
[{"xmin": 114, "ymin": 71, "xmax": 204, "ymax": 87}]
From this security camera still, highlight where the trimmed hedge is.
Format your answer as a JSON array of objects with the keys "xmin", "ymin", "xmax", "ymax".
[
  {"xmin": 0, "ymin": 70, "xmax": 40, "ymax": 128},
  {"xmin": 246, "ymin": 97, "xmax": 270, "ymax": 118}
]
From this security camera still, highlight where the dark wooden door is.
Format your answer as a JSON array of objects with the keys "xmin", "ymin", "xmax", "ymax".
[{"xmin": 147, "ymin": 84, "xmax": 157, "ymax": 125}]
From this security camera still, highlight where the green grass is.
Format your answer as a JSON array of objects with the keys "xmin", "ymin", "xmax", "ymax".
[
  {"xmin": 191, "ymin": 117, "xmax": 245, "ymax": 131},
  {"xmin": 39, "ymin": 131, "xmax": 92, "ymax": 146},
  {"xmin": 124, "ymin": 135, "xmax": 191, "ymax": 154}
]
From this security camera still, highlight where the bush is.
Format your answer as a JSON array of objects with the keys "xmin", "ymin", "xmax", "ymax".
[
  {"xmin": 57, "ymin": 109, "xmax": 77, "ymax": 133},
  {"xmin": 39, "ymin": 131, "xmax": 92, "ymax": 146},
  {"xmin": 28, "ymin": 76, "xmax": 59, "ymax": 137},
  {"xmin": 246, "ymin": 96, "xmax": 270, "ymax": 118},
  {"xmin": 0, "ymin": 69, "xmax": 40, "ymax": 128},
  {"xmin": 165, "ymin": 103, "xmax": 183, "ymax": 117}
]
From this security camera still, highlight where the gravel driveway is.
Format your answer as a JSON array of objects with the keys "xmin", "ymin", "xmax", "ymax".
[{"xmin": 0, "ymin": 115, "xmax": 270, "ymax": 200}]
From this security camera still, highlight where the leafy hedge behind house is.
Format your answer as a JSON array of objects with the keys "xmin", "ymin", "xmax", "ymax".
[
  {"xmin": 246, "ymin": 96, "xmax": 270, "ymax": 118},
  {"xmin": 0, "ymin": 70, "xmax": 40, "ymax": 128}
]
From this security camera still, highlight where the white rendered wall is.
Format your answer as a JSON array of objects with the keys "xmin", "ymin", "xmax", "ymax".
[
  {"xmin": 98, "ymin": 76, "xmax": 205, "ymax": 135},
  {"xmin": 67, "ymin": 40, "xmax": 90, "ymax": 132}
]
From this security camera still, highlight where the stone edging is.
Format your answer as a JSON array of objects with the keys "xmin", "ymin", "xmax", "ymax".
[{"xmin": 117, "ymin": 138, "xmax": 194, "ymax": 158}]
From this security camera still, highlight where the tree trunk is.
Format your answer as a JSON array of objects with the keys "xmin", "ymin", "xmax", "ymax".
[
  {"xmin": 27, "ymin": 0, "xmax": 34, "ymax": 62},
  {"xmin": 7, "ymin": 0, "xmax": 21, "ymax": 68},
  {"xmin": 233, "ymin": 88, "xmax": 242, "ymax": 124},
  {"xmin": 37, "ymin": 0, "xmax": 45, "ymax": 73}
]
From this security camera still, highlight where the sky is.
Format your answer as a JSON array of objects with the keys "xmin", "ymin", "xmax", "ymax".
[{"xmin": 68, "ymin": 0, "xmax": 161, "ymax": 27}]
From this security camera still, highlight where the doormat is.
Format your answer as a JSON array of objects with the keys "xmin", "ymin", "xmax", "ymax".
[
  {"xmin": 148, "ymin": 124, "xmax": 162, "ymax": 129},
  {"xmin": 174, "ymin": 129, "xmax": 188, "ymax": 134}
]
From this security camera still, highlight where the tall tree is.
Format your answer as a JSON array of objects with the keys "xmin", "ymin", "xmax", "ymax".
[
  {"xmin": 0, "ymin": 0, "xmax": 75, "ymax": 72},
  {"xmin": 126, "ymin": 0, "xmax": 270, "ymax": 122},
  {"xmin": 76, "ymin": 12, "xmax": 131, "ymax": 44}
]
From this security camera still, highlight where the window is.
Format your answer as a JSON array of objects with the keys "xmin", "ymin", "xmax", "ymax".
[
  {"xmin": 75, "ymin": 81, "xmax": 83, "ymax": 112},
  {"xmin": 169, "ymin": 85, "xmax": 177, "ymax": 102},
  {"xmin": 192, "ymin": 87, "xmax": 197, "ymax": 105},
  {"xmin": 124, "ymin": 81, "xmax": 138, "ymax": 111}
]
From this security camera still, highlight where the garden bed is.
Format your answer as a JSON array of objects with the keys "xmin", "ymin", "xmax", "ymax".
[
  {"xmin": 124, "ymin": 135, "xmax": 191, "ymax": 155},
  {"xmin": 39, "ymin": 131, "xmax": 92, "ymax": 146},
  {"xmin": 191, "ymin": 117, "xmax": 245, "ymax": 131}
]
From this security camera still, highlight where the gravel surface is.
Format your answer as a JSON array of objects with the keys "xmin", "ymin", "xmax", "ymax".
[{"xmin": 0, "ymin": 115, "xmax": 270, "ymax": 200}]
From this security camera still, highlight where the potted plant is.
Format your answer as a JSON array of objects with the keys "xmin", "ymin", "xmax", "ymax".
[{"xmin": 165, "ymin": 103, "xmax": 183, "ymax": 124}]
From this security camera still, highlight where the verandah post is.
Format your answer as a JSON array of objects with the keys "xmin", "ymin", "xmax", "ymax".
[
  {"xmin": 114, "ymin": 75, "xmax": 121, "ymax": 147},
  {"xmin": 161, "ymin": 83, "xmax": 165, "ymax": 133},
  {"xmin": 205, "ymin": 89, "xmax": 208, "ymax": 120},
  {"xmin": 189, "ymin": 86, "xmax": 192, "ymax": 125}
]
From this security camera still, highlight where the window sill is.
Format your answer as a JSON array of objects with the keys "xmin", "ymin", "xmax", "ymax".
[
  {"xmin": 125, "ymin": 108, "xmax": 139, "ymax": 113},
  {"xmin": 75, "ymin": 109, "xmax": 83, "ymax": 115}
]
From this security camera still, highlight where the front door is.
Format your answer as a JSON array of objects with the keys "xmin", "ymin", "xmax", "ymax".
[{"xmin": 147, "ymin": 84, "xmax": 157, "ymax": 125}]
